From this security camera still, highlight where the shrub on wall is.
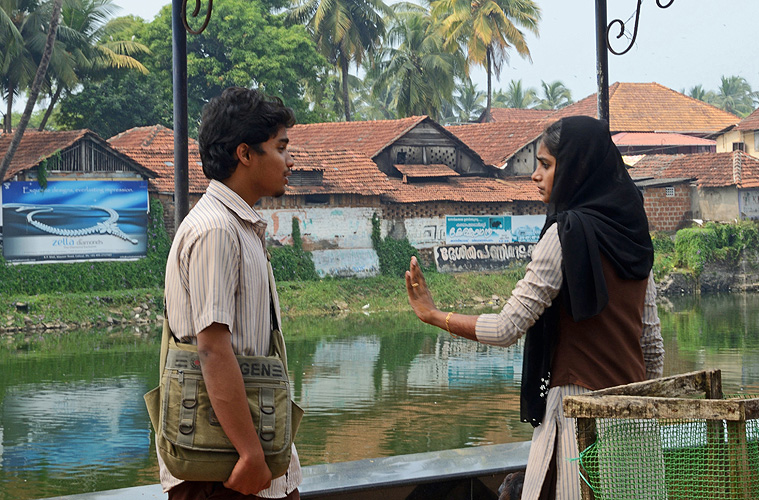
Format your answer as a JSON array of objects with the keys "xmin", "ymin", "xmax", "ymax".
[
  {"xmin": 674, "ymin": 221, "xmax": 759, "ymax": 276},
  {"xmin": 371, "ymin": 213, "xmax": 420, "ymax": 278},
  {"xmin": 0, "ymin": 198, "xmax": 171, "ymax": 295},
  {"xmin": 269, "ymin": 217, "xmax": 318, "ymax": 281}
]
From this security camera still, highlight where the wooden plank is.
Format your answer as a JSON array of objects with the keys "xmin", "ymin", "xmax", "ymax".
[
  {"xmin": 579, "ymin": 370, "xmax": 716, "ymax": 398},
  {"xmin": 563, "ymin": 395, "xmax": 750, "ymax": 421}
]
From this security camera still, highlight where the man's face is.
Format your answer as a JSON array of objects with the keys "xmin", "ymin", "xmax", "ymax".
[{"xmin": 249, "ymin": 127, "xmax": 293, "ymax": 200}]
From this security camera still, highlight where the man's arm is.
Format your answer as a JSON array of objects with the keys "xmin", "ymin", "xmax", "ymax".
[{"xmin": 197, "ymin": 322, "xmax": 272, "ymax": 494}]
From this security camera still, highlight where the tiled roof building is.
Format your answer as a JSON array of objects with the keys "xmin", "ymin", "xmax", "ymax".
[
  {"xmin": 549, "ymin": 82, "xmax": 740, "ymax": 135},
  {"xmin": 1, "ymin": 129, "xmax": 155, "ymax": 182},
  {"xmin": 109, "ymin": 125, "xmax": 207, "ymax": 195},
  {"xmin": 716, "ymin": 107, "xmax": 759, "ymax": 159},
  {"xmin": 630, "ymin": 151, "xmax": 759, "ymax": 189}
]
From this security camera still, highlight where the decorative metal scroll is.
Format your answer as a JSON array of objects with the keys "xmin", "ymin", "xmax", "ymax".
[
  {"xmin": 182, "ymin": 0, "xmax": 214, "ymax": 35},
  {"xmin": 606, "ymin": 0, "xmax": 674, "ymax": 55}
]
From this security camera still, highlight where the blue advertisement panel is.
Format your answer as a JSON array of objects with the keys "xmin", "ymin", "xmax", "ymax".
[
  {"xmin": 445, "ymin": 215, "xmax": 545, "ymax": 244},
  {"xmin": 1, "ymin": 180, "xmax": 149, "ymax": 262}
]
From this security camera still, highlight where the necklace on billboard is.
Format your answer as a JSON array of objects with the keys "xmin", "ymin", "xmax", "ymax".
[{"xmin": 8, "ymin": 204, "xmax": 139, "ymax": 244}]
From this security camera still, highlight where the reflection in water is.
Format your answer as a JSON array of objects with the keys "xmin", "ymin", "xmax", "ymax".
[{"xmin": 1, "ymin": 294, "xmax": 759, "ymax": 499}]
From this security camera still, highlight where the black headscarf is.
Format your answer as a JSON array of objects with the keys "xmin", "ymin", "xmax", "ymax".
[{"xmin": 520, "ymin": 116, "xmax": 654, "ymax": 427}]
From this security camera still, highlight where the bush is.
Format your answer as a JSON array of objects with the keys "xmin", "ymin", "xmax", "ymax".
[
  {"xmin": 674, "ymin": 221, "xmax": 759, "ymax": 276},
  {"xmin": 371, "ymin": 213, "xmax": 419, "ymax": 278},
  {"xmin": 0, "ymin": 198, "xmax": 171, "ymax": 295},
  {"xmin": 269, "ymin": 217, "xmax": 318, "ymax": 281}
]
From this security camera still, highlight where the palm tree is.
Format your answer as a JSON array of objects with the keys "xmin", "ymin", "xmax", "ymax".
[
  {"xmin": 289, "ymin": 0, "xmax": 391, "ymax": 121},
  {"xmin": 494, "ymin": 79, "xmax": 536, "ymax": 109},
  {"xmin": 684, "ymin": 84, "xmax": 716, "ymax": 105},
  {"xmin": 1, "ymin": 0, "xmax": 63, "ymax": 182},
  {"xmin": 1, "ymin": 0, "xmax": 49, "ymax": 132},
  {"xmin": 431, "ymin": 0, "xmax": 540, "ymax": 121},
  {"xmin": 37, "ymin": 0, "xmax": 149, "ymax": 130},
  {"xmin": 452, "ymin": 78, "xmax": 485, "ymax": 122},
  {"xmin": 712, "ymin": 75, "xmax": 758, "ymax": 117},
  {"xmin": 534, "ymin": 80, "xmax": 572, "ymax": 110},
  {"xmin": 368, "ymin": 2, "xmax": 464, "ymax": 120}
]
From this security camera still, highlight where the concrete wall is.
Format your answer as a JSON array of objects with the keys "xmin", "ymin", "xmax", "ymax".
[
  {"xmin": 692, "ymin": 186, "xmax": 739, "ymax": 222},
  {"xmin": 716, "ymin": 129, "xmax": 759, "ymax": 158}
]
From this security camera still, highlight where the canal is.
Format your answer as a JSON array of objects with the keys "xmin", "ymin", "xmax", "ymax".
[{"xmin": 2, "ymin": 293, "xmax": 759, "ymax": 500}]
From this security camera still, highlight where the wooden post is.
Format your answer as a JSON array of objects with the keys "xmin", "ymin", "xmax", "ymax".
[
  {"xmin": 727, "ymin": 420, "xmax": 750, "ymax": 500},
  {"xmin": 576, "ymin": 417, "xmax": 597, "ymax": 500}
]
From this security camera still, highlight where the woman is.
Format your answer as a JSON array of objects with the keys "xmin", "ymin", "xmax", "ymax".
[{"xmin": 405, "ymin": 116, "xmax": 664, "ymax": 500}]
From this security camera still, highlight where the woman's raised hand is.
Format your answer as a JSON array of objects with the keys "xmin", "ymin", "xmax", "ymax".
[{"xmin": 405, "ymin": 256, "xmax": 439, "ymax": 324}]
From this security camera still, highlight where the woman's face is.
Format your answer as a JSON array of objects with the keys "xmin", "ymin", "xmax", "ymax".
[{"xmin": 532, "ymin": 141, "xmax": 556, "ymax": 204}]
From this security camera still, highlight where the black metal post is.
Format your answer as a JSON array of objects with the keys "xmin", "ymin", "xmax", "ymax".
[
  {"xmin": 595, "ymin": 0, "xmax": 610, "ymax": 123},
  {"xmin": 172, "ymin": 0, "xmax": 189, "ymax": 228}
]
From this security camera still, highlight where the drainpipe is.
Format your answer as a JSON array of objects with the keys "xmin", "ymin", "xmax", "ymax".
[{"xmin": 172, "ymin": 0, "xmax": 189, "ymax": 228}]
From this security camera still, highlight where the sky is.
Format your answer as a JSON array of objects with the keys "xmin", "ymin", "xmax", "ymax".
[{"xmin": 73, "ymin": 0, "xmax": 759, "ymax": 103}]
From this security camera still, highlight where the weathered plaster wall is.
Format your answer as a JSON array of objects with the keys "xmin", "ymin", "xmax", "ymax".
[
  {"xmin": 260, "ymin": 206, "xmax": 380, "ymax": 277},
  {"xmin": 692, "ymin": 186, "xmax": 739, "ymax": 222}
]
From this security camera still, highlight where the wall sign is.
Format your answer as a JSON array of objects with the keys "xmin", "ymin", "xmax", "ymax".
[
  {"xmin": 445, "ymin": 215, "xmax": 544, "ymax": 244},
  {"xmin": 434, "ymin": 242, "xmax": 536, "ymax": 273}
]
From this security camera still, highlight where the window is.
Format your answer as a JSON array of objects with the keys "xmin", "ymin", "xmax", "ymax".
[
  {"xmin": 665, "ymin": 186, "xmax": 675, "ymax": 197},
  {"xmin": 304, "ymin": 194, "xmax": 329, "ymax": 205},
  {"xmin": 733, "ymin": 142, "xmax": 746, "ymax": 151},
  {"xmin": 754, "ymin": 132, "xmax": 759, "ymax": 152},
  {"xmin": 396, "ymin": 152, "xmax": 407, "ymax": 164}
]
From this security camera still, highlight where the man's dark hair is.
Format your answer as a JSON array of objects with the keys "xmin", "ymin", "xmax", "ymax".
[{"xmin": 198, "ymin": 87, "xmax": 296, "ymax": 181}]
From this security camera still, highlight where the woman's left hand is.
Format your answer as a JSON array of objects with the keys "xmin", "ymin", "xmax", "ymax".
[{"xmin": 405, "ymin": 256, "xmax": 438, "ymax": 324}]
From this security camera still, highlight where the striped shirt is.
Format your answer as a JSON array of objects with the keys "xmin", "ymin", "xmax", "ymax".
[
  {"xmin": 476, "ymin": 223, "xmax": 664, "ymax": 500},
  {"xmin": 160, "ymin": 179, "xmax": 302, "ymax": 497}
]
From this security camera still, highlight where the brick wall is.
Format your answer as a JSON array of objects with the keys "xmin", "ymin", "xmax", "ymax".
[{"xmin": 641, "ymin": 184, "xmax": 692, "ymax": 232}]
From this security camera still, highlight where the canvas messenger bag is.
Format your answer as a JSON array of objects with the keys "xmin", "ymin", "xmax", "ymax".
[{"xmin": 144, "ymin": 261, "xmax": 303, "ymax": 482}]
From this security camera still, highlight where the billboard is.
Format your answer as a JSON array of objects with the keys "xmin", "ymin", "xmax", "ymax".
[
  {"xmin": 1, "ymin": 180, "xmax": 149, "ymax": 262},
  {"xmin": 445, "ymin": 214, "xmax": 545, "ymax": 244}
]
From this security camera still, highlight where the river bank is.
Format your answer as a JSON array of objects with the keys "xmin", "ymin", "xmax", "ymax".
[{"xmin": 0, "ymin": 267, "xmax": 527, "ymax": 343}]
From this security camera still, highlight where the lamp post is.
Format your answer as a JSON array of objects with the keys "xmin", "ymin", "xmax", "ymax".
[
  {"xmin": 595, "ymin": 0, "xmax": 676, "ymax": 124},
  {"xmin": 171, "ymin": 0, "xmax": 214, "ymax": 228}
]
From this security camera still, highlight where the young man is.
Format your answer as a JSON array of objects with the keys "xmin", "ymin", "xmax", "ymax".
[{"xmin": 160, "ymin": 87, "xmax": 301, "ymax": 499}]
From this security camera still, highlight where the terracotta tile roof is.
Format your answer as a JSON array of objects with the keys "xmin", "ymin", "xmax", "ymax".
[
  {"xmin": 382, "ymin": 176, "xmax": 540, "ymax": 203},
  {"xmin": 109, "ymin": 125, "xmax": 208, "ymax": 194},
  {"xmin": 288, "ymin": 116, "xmax": 428, "ymax": 158},
  {"xmin": 487, "ymin": 108, "xmax": 554, "ymax": 122},
  {"xmin": 1, "ymin": 129, "xmax": 154, "ymax": 181},
  {"xmin": 446, "ymin": 119, "xmax": 546, "ymax": 167},
  {"xmin": 628, "ymin": 151, "xmax": 759, "ymax": 188},
  {"xmin": 549, "ymin": 82, "xmax": 740, "ymax": 134},
  {"xmin": 737, "ymin": 108, "xmax": 759, "ymax": 131},
  {"xmin": 288, "ymin": 148, "xmax": 393, "ymax": 195},
  {"xmin": 395, "ymin": 164, "xmax": 458, "ymax": 179},
  {"xmin": 612, "ymin": 132, "xmax": 716, "ymax": 147}
]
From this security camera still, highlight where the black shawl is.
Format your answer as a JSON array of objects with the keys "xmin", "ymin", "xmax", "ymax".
[{"xmin": 520, "ymin": 116, "xmax": 654, "ymax": 427}]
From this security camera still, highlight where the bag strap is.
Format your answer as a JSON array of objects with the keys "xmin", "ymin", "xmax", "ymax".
[{"xmin": 161, "ymin": 250, "xmax": 288, "ymax": 372}]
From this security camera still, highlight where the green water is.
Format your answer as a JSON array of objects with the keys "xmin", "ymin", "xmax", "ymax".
[{"xmin": 1, "ymin": 294, "xmax": 759, "ymax": 499}]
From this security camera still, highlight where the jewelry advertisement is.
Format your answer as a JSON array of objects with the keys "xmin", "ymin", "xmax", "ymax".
[{"xmin": 1, "ymin": 180, "xmax": 149, "ymax": 263}]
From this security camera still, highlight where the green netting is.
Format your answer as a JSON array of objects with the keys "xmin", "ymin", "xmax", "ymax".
[{"xmin": 577, "ymin": 401, "xmax": 759, "ymax": 500}]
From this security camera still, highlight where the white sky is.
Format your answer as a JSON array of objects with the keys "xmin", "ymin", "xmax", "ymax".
[{"xmin": 50, "ymin": 0, "xmax": 759, "ymax": 104}]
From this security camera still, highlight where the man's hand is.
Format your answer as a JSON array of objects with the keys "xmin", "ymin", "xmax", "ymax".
[
  {"xmin": 224, "ymin": 450, "xmax": 272, "ymax": 494},
  {"xmin": 197, "ymin": 322, "xmax": 272, "ymax": 495}
]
